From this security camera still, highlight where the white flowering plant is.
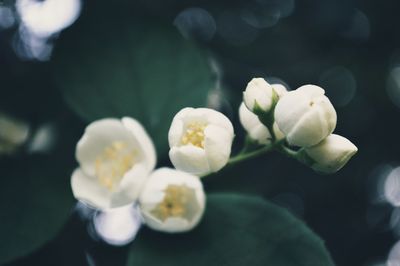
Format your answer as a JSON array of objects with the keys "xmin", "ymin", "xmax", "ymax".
[
  {"xmin": 70, "ymin": 77, "xmax": 357, "ymax": 236},
  {"xmin": 0, "ymin": 2, "xmax": 375, "ymax": 264}
]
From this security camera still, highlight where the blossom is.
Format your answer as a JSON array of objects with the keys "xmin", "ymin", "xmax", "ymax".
[
  {"xmin": 274, "ymin": 85, "xmax": 337, "ymax": 147},
  {"xmin": 271, "ymin": 83, "xmax": 288, "ymax": 98},
  {"xmin": 71, "ymin": 117, "xmax": 156, "ymax": 210},
  {"xmin": 168, "ymin": 107, "xmax": 234, "ymax": 176},
  {"xmin": 239, "ymin": 103, "xmax": 284, "ymax": 144},
  {"xmin": 304, "ymin": 134, "xmax": 358, "ymax": 173},
  {"xmin": 243, "ymin": 78, "xmax": 275, "ymax": 112},
  {"xmin": 139, "ymin": 168, "xmax": 205, "ymax": 233}
]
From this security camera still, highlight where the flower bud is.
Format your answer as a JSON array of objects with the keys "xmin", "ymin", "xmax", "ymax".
[
  {"xmin": 71, "ymin": 117, "xmax": 156, "ymax": 210},
  {"xmin": 304, "ymin": 134, "xmax": 358, "ymax": 173},
  {"xmin": 239, "ymin": 103, "xmax": 271, "ymax": 144},
  {"xmin": 274, "ymin": 85, "xmax": 337, "ymax": 147},
  {"xmin": 168, "ymin": 107, "xmax": 234, "ymax": 176},
  {"xmin": 273, "ymin": 122, "xmax": 285, "ymax": 141},
  {"xmin": 139, "ymin": 168, "xmax": 205, "ymax": 233},
  {"xmin": 271, "ymin": 83, "xmax": 288, "ymax": 98},
  {"xmin": 243, "ymin": 78, "xmax": 276, "ymax": 113}
]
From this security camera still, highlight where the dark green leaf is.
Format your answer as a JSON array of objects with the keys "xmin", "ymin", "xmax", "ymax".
[
  {"xmin": 53, "ymin": 11, "xmax": 214, "ymax": 156},
  {"xmin": 127, "ymin": 193, "xmax": 334, "ymax": 266},
  {"xmin": 0, "ymin": 117, "xmax": 82, "ymax": 264},
  {"xmin": 0, "ymin": 155, "xmax": 75, "ymax": 264}
]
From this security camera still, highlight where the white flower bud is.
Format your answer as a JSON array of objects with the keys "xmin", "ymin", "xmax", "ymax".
[
  {"xmin": 71, "ymin": 117, "xmax": 156, "ymax": 210},
  {"xmin": 304, "ymin": 134, "xmax": 358, "ymax": 173},
  {"xmin": 239, "ymin": 103, "xmax": 271, "ymax": 144},
  {"xmin": 243, "ymin": 78, "xmax": 275, "ymax": 112},
  {"xmin": 271, "ymin": 83, "xmax": 288, "ymax": 98},
  {"xmin": 273, "ymin": 122, "xmax": 285, "ymax": 141},
  {"xmin": 139, "ymin": 168, "xmax": 205, "ymax": 233},
  {"xmin": 168, "ymin": 108, "xmax": 234, "ymax": 176},
  {"xmin": 274, "ymin": 85, "xmax": 337, "ymax": 147}
]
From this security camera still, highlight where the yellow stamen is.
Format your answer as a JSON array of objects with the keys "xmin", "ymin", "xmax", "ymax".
[
  {"xmin": 181, "ymin": 122, "xmax": 206, "ymax": 148},
  {"xmin": 151, "ymin": 184, "xmax": 198, "ymax": 222},
  {"xmin": 95, "ymin": 141, "xmax": 135, "ymax": 191}
]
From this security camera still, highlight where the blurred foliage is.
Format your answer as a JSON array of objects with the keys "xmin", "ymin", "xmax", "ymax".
[
  {"xmin": 52, "ymin": 7, "xmax": 215, "ymax": 156},
  {"xmin": 1, "ymin": 0, "xmax": 400, "ymax": 265},
  {"xmin": 128, "ymin": 193, "xmax": 334, "ymax": 266},
  {"xmin": 0, "ymin": 114, "xmax": 83, "ymax": 264}
]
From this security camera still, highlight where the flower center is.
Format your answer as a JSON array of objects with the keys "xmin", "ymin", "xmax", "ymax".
[
  {"xmin": 151, "ymin": 184, "xmax": 198, "ymax": 222},
  {"xmin": 181, "ymin": 122, "xmax": 206, "ymax": 148},
  {"xmin": 95, "ymin": 141, "xmax": 135, "ymax": 191}
]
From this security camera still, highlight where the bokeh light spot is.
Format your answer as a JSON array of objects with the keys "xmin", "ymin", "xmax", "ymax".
[
  {"xmin": 319, "ymin": 66, "xmax": 357, "ymax": 107},
  {"xmin": 16, "ymin": 0, "xmax": 81, "ymax": 38},
  {"xmin": 0, "ymin": 6, "xmax": 16, "ymax": 29},
  {"xmin": 93, "ymin": 205, "xmax": 142, "ymax": 246},
  {"xmin": 384, "ymin": 167, "xmax": 400, "ymax": 207},
  {"xmin": 174, "ymin": 7, "xmax": 216, "ymax": 41}
]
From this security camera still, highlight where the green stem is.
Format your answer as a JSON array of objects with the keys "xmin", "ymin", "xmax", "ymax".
[
  {"xmin": 228, "ymin": 143, "xmax": 275, "ymax": 165},
  {"xmin": 237, "ymin": 135, "xmax": 254, "ymax": 155},
  {"xmin": 202, "ymin": 138, "xmax": 290, "ymax": 178}
]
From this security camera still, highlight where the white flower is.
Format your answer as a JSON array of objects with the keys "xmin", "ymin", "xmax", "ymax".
[
  {"xmin": 304, "ymin": 134, "xmax": 358, "ymax": 174},
  {"xmin": 139, "ymin": 167, "xmax": 205, "ymax": 233},
  {"xmin": 71, "ymin": 117, "xmax": 156, "ymax": 210},
  {"xmin": 271, "ymin": 83, "xmax": 288, "ymax": 98},
  {"xmin": 239, "ymin": 103, "xmax": 284, "ymax": 144},
  {"xmin": 274, "ymin": 84, "xmax": 337, "ymax": 147},
  {"xmin": 243, "ymin": 78, "xmax": 275, "ymax": 112},
  {"xmin": 239, "ymin": 102, "xmax": 270, "ymax": 144},
  {"xmin": 273, "ymin": 122, "xmax": 285, "ymax": 141},
  {"xmin": 168, "ymin": 107, "xmax": 234, "ymax": 176}
]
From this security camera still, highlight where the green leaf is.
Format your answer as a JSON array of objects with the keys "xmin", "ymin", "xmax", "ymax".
[
  {"xmin": 127, "ymin": 193, "xmax": 334, "ymax": 266},
  {"xmin": 0, "ymin": 116, "xmax": 82, "ymax": 264},
  {"xmin": 0, "ymin": 154, "xmax": 75, "ymax": 264},
  {"xmin": 52, "ymin": 12, "xmax": 215, "ymax": 156}
]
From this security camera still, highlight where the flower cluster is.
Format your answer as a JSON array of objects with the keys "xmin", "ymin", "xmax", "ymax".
[
  {"xmin": 71, "ymin": 117, "xmax": 209, "ymax": 232},
  {"xmin": 242, "ymin": 78, "xmax": 358, "ymax": 173},
  {"xmin": 70, "ymin": 77, "xmax": 357, "ymax": 234}
]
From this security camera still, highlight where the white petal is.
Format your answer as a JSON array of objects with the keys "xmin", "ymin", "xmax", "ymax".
[
  {"xmin": 204, "ymin": 125, "xmax": 233, "ymax": 173},
  {"xmin": 183, "ymin": 108, "xmax": 234, "ymax": 136},
  {"xmin": 250, "ymin": 124, "xmax": 272, "ymax": 144},
  {"xmin": 305, "ymin": 134, "xmax": 358, "ymax": 173},
  {"xmin": 139, "ymin": 168, "xmax": 205, "ymax": 233},
  {"xmin": 243, "ymin": 78, "xmax": 273, "ymax": 111},
  {"xmin": 271, "ymin": 83, "xmax": 288, "ymax": 98},
  {"xmin": 169, "ymin": 146, "xmax": 210, "ymax": 175},
  {"xmin": 286, "ymin": 97, "xmax": 336, "ymax": 147},
  {"xmin": 110, "ymin": 163, "xmax": 149, "ymax": 208},
  {"xmin": 274, "ymin": 85, "xmax": 336, "ymax": 147},
  {"xmin": 274, "ymin": 91, "xmax": 312, "ymax": 135},
  {"xmin": 296, "ymin": 84, "xmax": 325, "ymax": 97},
  {"xmin": 76, "ymin": 119, "xmax": 137, "ymax": 176},
  {"xmin": 239, "ymin": 102, "xmax": 261, "ymax": 131},
  {"xmin": 172, "ymin": 107, "xmax": 195, "ymax": 121},
  {"xmin": 122, "ymin": 117, "xmax": 156, "ymax": 171},
  {"xmin": 273, "ymin": 122, "xmax": 285, "ymax": 141},
  {"xmin": 71, "ymin": 168, "xmax": 113, "ymax": 210},
  {"xmin": 168, "ymin": 117, "xmax": 184, "ymax": 147},
  {"xmin": 239, "ymin": 102, "xmax": 271, "ymax": 144}
]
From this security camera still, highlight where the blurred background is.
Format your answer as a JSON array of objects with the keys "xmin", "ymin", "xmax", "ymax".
[{"xmin": 1, "ymin": 0, "xmax": 400, "ymax": 265}]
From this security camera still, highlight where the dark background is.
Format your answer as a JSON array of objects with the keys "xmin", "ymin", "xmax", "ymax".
[{"xmin": 1, "ymin": 0, "xmax": 400, "ymax": 265}]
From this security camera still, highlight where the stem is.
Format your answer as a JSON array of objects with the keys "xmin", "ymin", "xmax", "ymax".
[
  {"xmin": 228, "ymin": 143, "xmax": 275, "ymax": 165},
  {"xmin": 237, "ymin": 135, "xmax": 254, "ymax": 155},
  {"xmin": 201, "ymin": 138, "xmax": 287, "ymax": 179}
]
